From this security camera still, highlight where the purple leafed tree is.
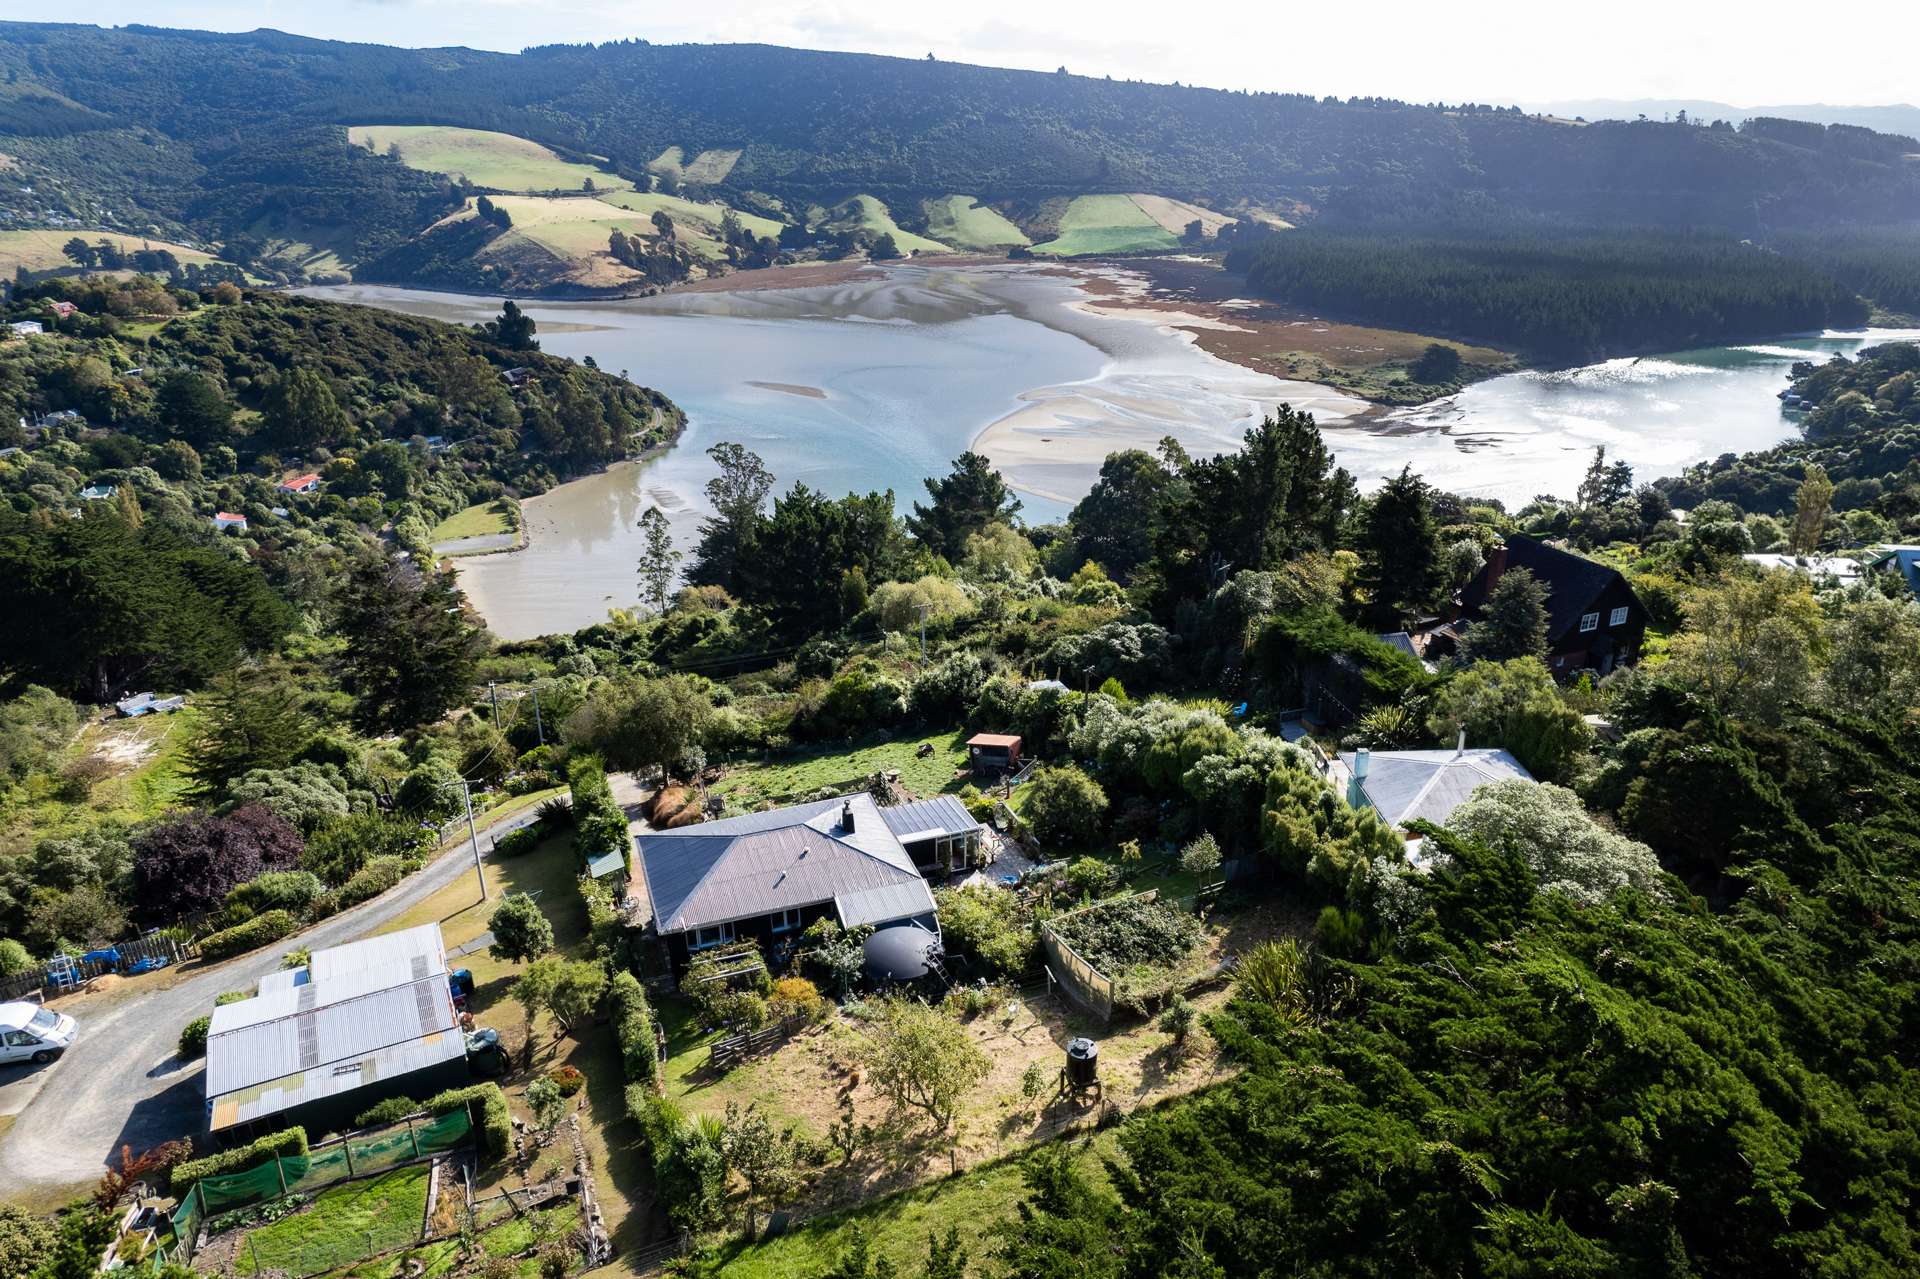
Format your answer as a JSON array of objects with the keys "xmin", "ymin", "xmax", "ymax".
[{"xmin": 131, "ymin": 804, "xmax": 305, "ymax": 925}]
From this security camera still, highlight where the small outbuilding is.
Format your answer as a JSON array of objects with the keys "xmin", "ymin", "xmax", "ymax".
[{"xmin": 965, "ymin": 733, "xmax": 1022, "ymax": 778}]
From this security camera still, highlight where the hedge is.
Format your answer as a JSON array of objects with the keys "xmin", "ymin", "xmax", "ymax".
[
  {"xmin": 353, "ymin": 1095, "xmax": 420, "ymax": 1128},
  {"xmin": 608, "ymin": 970, "xmax": 659, "ymax": 1087},
  {"xmin": 199, "ymin": 909, "xmax": 297, "ymax": 961},
  {"xmin": 492, "ymin": 822, "xmax": 547, "ymax": 858},
  {"xmin": 336, "ymin": 855, "xmax": 408, "ymax": 910},
  {"xmin": 423, "ymin": 1083, "xmax": 511, "ymax": 1159},
  {"xmin": 172, "ymin": 1126, "xmax": 308, "ymax": 1196}
]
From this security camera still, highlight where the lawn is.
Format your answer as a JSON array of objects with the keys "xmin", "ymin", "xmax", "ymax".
[
  {"xmin": 346, "ymin": 125, "xmax": 625, "ymax": 193},
  {"xmin": 429, "ymin": 501, "xmax": 512, "ymax": 543},
  {"xmin": 0, "ymin": 228, "xmax": 222, "ymax": 275},
  {"xmin": 712, "ymin": 729, "xmax": 971, "ymax": 810},
  {"xmin": 923, "ymin": 196, "xmax": 1029, "ymax": 250},
  {"xmin": 705, "ymin": 1131, "xmax": 1122, "ymax": 1277},
  {"xmin": 231, "ymin": 1166, "xmax": 429, "ymax": 1277},
  {"xmin": 825, "ymin": 195, "xmax": 951, "ymax": 256},
  {"xmin": 1031, "ymin": 195, "xmax": 1180, "ymax": 257}
]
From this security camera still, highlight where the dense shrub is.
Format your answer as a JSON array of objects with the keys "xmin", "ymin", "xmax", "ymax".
[
  {"xmin": 1043, "ymin": 621, "xmax": 1173, "ymax": 686},
  {"xmin": 492, "ymin": 822, "xmax": 549, "ymax": 858},
  {"xmin": 423, "ymin": 1083, "xmax": 511, "ymax": 1158},
  {"xmin": 221, "ymin": 870, "xmax": 324, "ymax": 923},
  {"xmin": 0, "ymin": 938, "xmax": 30, "ymax": 977},
  {"xmin": 1049, "ymin": 895, "xmax": 1204, "ymax": 975},
  {"xmin": 1020, "ymin": 764, "xmax": 1109, "ymax": 847},
  {"xmin": 198, "ymin": 908, "xmax": 297, "ymax": 960},
  {"xmin": 932, "ymin": 884, "xmax": 1037, "ymax": 978},
  {"xmin": 335, "ymin": 855, "xmax": 408, "ymax": 910},
  {"xmin": 352, "ymin": 1096, "xmax": 420, "ymax": 1128},
  {"xmin": 172, "ymin": 1126, "xmax": 309, "ymax": 1196},
  {"xmin": 301, "ymin": 812, "xmax": 434, "ymax": 886},
  {"xmin": 178, "ymin": 1015, "xmax": 211, "ymax": 1058},
  {"xmin": 628, "ymin": 1092, "xmax": 726, "ymax": 1233},
  {"xmin": 1063, "ymin": 856, "xmax": 1123, "ymax": 900}
]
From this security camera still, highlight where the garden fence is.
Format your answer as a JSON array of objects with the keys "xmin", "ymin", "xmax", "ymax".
[
  {"xmin": 169, "ymin": 1108, "xmax": 473, "ymax": 1259},
  {"xmin": 1039, "ymin": 891, "xmax": 1162, "ymax": 1024},
  {"xmin": 0, "ymin": 934, "xmax": 191, "ymax": 1002}
]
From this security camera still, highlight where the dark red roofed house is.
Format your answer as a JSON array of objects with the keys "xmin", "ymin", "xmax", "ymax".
[
  {"xmin": 277, "ymin": 472, "xmax": 321, "ymax": 494},
  {"xmin": 1452, "ymin": 534, "xmax": 1647, "ymax": 676}
]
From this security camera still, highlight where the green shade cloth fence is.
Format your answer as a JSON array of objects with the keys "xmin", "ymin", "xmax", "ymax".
[{"xmin": 168, "ymin": 1109, "xmax": 471, "ymax": 1256}]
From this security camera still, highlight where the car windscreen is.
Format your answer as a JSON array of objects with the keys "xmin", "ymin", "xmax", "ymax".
[{"xmin": 28, "ymin": 1008, "xmax": 58, "ymax": 1031}]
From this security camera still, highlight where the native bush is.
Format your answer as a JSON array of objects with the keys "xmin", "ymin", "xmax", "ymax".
[
  {"xmin": 932, "ymin": 884, "xmax": 1038, "ymax": 978},
  {"xmin": 221, "ymin": 870, "xmax": 324, "ymax": 923},
  {"xmin": 1020, "ymin": 764, "xmax": 1108, "ymax": 847}
]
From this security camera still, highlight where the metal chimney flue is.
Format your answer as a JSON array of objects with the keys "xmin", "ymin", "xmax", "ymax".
[{"xmin": 841, "ymin": 799, "xmax": 855, "ymax": 833}]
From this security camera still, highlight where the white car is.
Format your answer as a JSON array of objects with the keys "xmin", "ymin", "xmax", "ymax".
[{"xmin": 0, "ymin": 1001, "xmax": 77, "ymax": 1065}]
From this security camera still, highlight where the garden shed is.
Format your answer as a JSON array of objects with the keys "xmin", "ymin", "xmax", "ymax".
[{"xmin": 965, "ymin": 733, "xmax": 1022, "ymax": 778}]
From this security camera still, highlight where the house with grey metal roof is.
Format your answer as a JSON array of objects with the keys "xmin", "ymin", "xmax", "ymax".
[
  {"xmin": 637, "ymin": 793, "xmax": 972, "ymax": 967},
  {"xmin": 203, "ymin": 923, "xmax": 469, "ymax": 1140},
  {"xmin": 1337, "ymin": 741, "xmax": 1534, "ymax": 834}
]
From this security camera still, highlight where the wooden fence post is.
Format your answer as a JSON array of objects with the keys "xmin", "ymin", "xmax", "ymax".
[
  {"xmin": 343, "ymin": 1139, "xmax": 355, "ymax": 1177},
  {"xmin": 407, "ymin": 1117, "xmax": 421, "ymax": 1160},
  {"xmin": 275, "ymin": 1157, "xmax": 288, "ymax": 1197}
]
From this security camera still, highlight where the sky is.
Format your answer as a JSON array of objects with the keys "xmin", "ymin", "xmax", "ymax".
[{"xmin": 9, "ymin": 0, "xmax": 1920, "ymax": 108}]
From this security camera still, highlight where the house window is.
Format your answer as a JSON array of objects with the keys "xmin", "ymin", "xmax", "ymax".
[
  {"xmin": 771, "ymin": 908, "xmax": 803, "ymax": 933},
  {"xmin": 1609, "ymin": 606, "xmax": 1629, "ymax": 627},
  {"xmin": 1579, "ymin": 611, "xmax": 1599, "ymax": 633},
  {"xmin": 690, "ymin": 921, "xmax": 735, "ymax": 951}
]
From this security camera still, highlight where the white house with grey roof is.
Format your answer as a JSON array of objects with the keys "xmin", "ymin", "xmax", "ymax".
[
  {"xmin": 1337, "ymin": 739, "xmax": 1534, "ymax": 835},
  {"xmin": 637, "ymin": 793, "xmax": 981, "ymax": 968},
  {"xmin": 203, "ymin": 923, "xmax": 469, "ymax": 1140}
]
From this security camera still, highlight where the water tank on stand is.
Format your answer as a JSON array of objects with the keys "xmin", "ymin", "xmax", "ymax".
[{"xmin": 1065, "ymin": 1037, "xmax": 1099, "ymax": 1091}]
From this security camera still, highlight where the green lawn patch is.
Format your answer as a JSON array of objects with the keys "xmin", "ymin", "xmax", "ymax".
[
  {"xmin": 1031, "ymin": 194, "xmax": 1179, "ymax": 257},
  {"xmin": 923, "ymin": 196, "xmax": 1029, "ymax": 250},
  {"xmin": 713, "ymin": 729, "xmax": 970, "ymax": 810},
  {"xmin": 232, "ymin": 1166, "xmax": 429, "ymax": 1277},
  {"xmin": 429, "ymin": 501, "xmax": 511, "ymax": 543},
  {"xmin": 346, "ymin": 125, "xmax": 624, "ymax": 194}
]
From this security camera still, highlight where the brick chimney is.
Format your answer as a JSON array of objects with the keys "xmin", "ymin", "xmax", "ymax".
[{"xmin": 1483, "ymin": 540, "xmax": 1509, "ymax": 596}]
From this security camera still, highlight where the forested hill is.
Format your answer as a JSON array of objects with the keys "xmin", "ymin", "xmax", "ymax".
[{"xmin": 1, "ymin": 21, "xmax": 1917, "ymax": 265}]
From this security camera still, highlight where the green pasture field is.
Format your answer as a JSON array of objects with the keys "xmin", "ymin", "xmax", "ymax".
[
  {"xmin": 1031, "ymin": 194, "xmax": 1180, "ymax": 256},
  {"xmin": 923, "ymin": 196, "xmax": 1030, "ymax": 249},
  {"xmin": 346, "ymin": 125, "xmax": 625, "ymax": 193}
]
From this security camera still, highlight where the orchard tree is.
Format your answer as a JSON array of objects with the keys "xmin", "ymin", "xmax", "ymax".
[{"xmin": 859, "ymin": 996, "xmax": 990, "ymax": 1131}]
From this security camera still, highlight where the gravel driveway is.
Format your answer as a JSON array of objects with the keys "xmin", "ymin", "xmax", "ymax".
[{"xmin": 0, "ymin": 801, "xmax": 549, "ymax": 1199}]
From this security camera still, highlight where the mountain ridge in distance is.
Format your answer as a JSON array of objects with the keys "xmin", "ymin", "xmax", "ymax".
[{"xmin": 1525, "ymin": 98, "xmax": 1920, "ymax": 139}]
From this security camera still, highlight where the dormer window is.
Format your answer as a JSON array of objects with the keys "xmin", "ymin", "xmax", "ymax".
[{"xmin": 1579, "ymin": 611, "xmax": 1599, "ymax": 633}]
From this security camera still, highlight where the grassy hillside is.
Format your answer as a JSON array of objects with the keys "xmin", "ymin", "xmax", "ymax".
[
  {"xmin": 0, "ymin": 229, "xmax": 223, "ymax": 275},
  {"xmin": 1033, "ymin": 194, "xmax": 1182, "ymax": 256},
  {"xmin": 822, "ymin": 195, "xmax": 951, "ymax": 255},
  {"xmin": 598, "ymin": 189, "xmax": 785, "ymax": 251},
  {"xmin": 347, "ymin": 124, "xmax": 626, "ymax": 193},
  {"xmin": 924, "ymin": 195, "xmax": 1030, "ymax": 249}
]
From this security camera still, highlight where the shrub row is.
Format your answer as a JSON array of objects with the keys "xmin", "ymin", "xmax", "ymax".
[
  {"xmin": 199, "ymin": 909, "xmax": 298, "ymax": 961},
  {"xmin": 172, "ymin": 1126, "xmax": 308, "ymax": 1196},
  {"xmin": 178, "ymin": 1015, "xmax": 211, "ymax": 1058},
  {"xmin": 608, "ymin": 970, "xmax": 659, "ymax": 1088},
  {"xmin": 335, "ymin": 855, "xmax": 411, "ymax": 911},
  {"xmin": 423, "ymin": 1082, "xmax": 511, "ymax": 1159},
  {"xmin": 567, "ymin": 753, "xmax": 628, "ymax": 873},
  {"xmin": 492, "ymin": 821, "xmax": 548, "ymax": 858}
]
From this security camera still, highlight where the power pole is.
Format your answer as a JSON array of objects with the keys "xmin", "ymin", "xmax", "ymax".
[
  {"xmin": 530, "ymin": 686, "xmax": 545, "ymax": 747},
  {"xmin": 488, "ymin": 682, "xmax": 501, "ymax": 732},
  {"xmin": 455, "ymin": 779, "xmax": 487, "ymax": 900}
]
